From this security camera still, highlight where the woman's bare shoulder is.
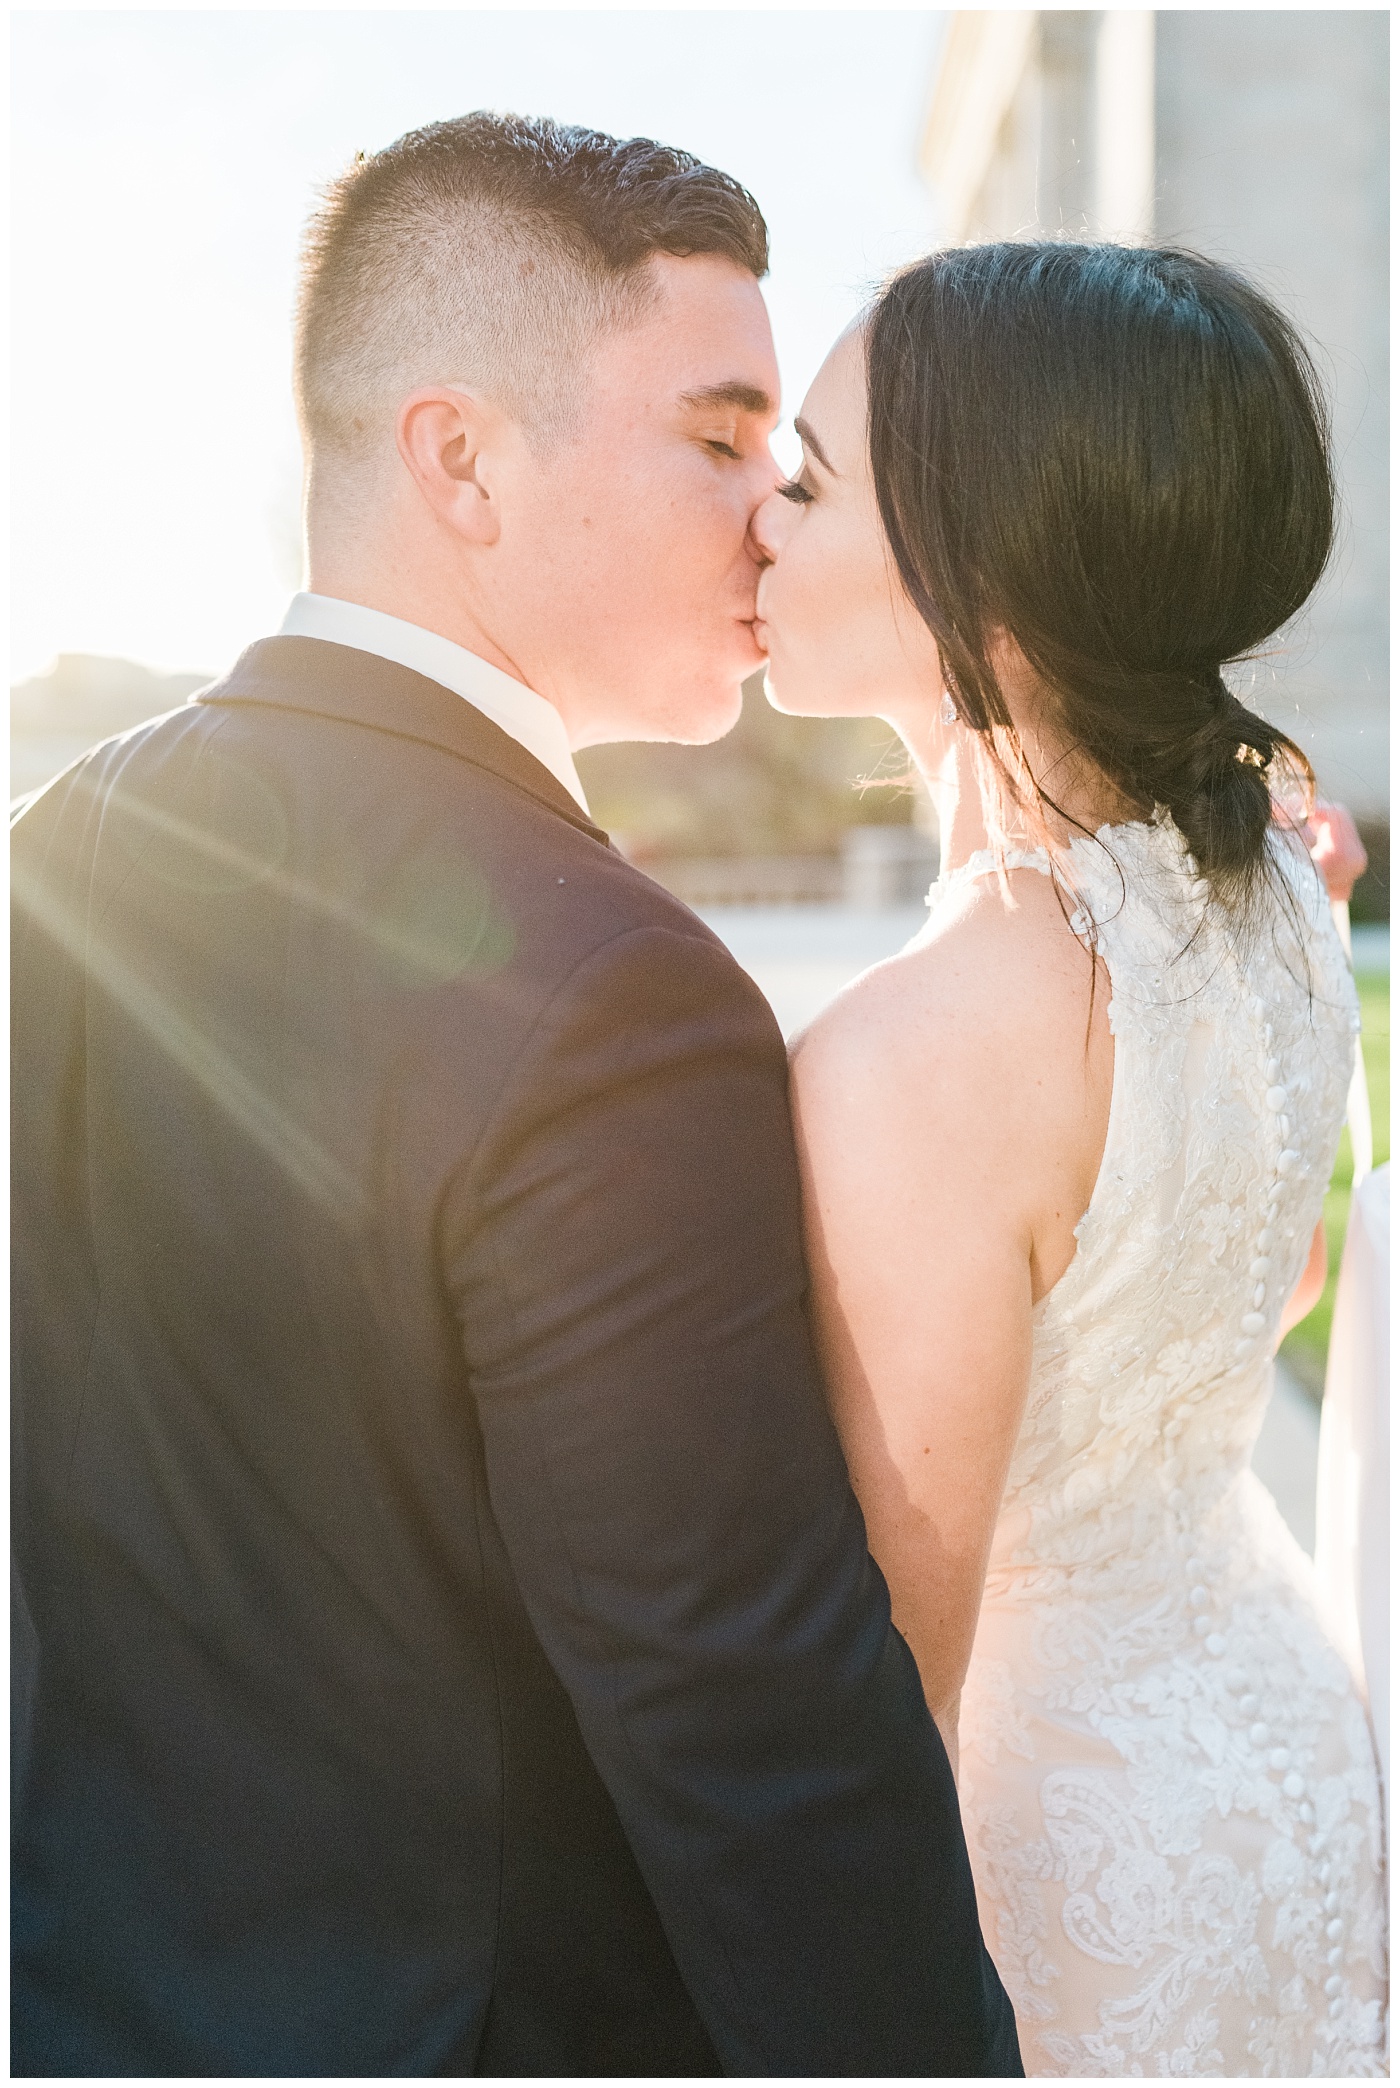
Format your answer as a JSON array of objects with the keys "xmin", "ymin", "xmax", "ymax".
[
  {"xmin": 791, "ymin": 870, "xmax": 1098, "ymax": 1106},
  {"xmin": 790, "ymin": 869, "xmax": 1114, "ymax": 1280}
]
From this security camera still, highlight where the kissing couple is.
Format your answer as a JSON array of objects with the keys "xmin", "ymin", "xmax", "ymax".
[{"xmin": 13, "ymin": 114, "xmax": 1385, "ymax": 2077}]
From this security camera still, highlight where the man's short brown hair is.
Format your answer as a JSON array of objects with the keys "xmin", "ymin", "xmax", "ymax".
[{"xmin": 295, "ymin": 112, "xmax": 770, "ymax": 458}]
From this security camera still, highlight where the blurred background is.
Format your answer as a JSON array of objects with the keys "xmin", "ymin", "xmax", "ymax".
[{"xmin": 11, "ymin": 9, "xmax": 1389, "ymax": 1538}]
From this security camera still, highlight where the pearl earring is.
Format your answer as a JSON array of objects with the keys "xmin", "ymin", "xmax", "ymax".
[{"xmin": 940, "ymin": 694, "xmax": 958, "ymax": 726}]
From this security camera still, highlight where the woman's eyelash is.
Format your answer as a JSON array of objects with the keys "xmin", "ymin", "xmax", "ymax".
[
  {"xmin": 706, "ymin": 440, "xmax": 741, "ymax": 460},
  {"xmin": 777, "ymin": 477, "xmax": 814, "ymax": 505}
]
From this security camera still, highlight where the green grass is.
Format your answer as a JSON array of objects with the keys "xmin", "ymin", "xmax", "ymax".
[{"xmin": 1279, "ymin": 967, "xmax": 1390, "ymax": 1396}]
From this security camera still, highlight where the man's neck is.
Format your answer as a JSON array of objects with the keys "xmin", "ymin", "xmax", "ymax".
[{"xmin": 304, "ymin": 566, "xmax": 530, "ymax": 691}]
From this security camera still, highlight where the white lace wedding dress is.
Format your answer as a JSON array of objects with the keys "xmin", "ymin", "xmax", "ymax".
[{"xmin": 943, "ymin": 815, "xmax": 1387, "ymax": 2076}]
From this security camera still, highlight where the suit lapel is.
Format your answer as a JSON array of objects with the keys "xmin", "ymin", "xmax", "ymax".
[{"xmin": 195, "ymin": 636, "xmax": 609, "ymax": 844}]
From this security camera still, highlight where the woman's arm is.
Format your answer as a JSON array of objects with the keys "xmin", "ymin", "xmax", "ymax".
[
  {"xmin": 1279, "ymin": 1219, "xmax": 1327, "ymax": 1339},
  {"xmin": 789, "ymin": 891, "xmax": 1110, "ymax": 1769}
]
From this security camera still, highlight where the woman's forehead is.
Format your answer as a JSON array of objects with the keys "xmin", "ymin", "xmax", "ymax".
[{"xmin": 800, "ymin": 328, "xmax": 869, "ymax": 469}]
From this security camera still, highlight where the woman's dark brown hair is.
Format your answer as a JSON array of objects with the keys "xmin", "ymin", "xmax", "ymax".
[{"xmin": 866, "ymin": 243, "xmax": 1333, "ymax": 906}]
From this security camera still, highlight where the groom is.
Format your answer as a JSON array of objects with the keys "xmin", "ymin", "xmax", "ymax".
[{"xmin": 12, "ymin": 115, "xmax": 1019, "ymax": 2077}]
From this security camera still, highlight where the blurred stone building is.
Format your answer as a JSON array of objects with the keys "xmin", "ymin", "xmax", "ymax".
[{"xmin": 920, "ymin": 10, "xmax": 1389, "ymax": 898}]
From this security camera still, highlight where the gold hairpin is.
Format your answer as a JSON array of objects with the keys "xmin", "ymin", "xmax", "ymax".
[{"xmin": 1236, "ymin": 743, "xmax": 1267, "ymax": 769}]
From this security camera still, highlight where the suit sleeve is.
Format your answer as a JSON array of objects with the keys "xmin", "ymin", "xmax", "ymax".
[{"xmin": 442, "ymin": 924, "xmax": 1021, "ymax": 2077}]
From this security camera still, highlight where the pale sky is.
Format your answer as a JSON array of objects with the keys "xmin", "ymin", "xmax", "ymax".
[{"xmin": 11, "ymin": 8, "xmax": 946, "ymax": 682}]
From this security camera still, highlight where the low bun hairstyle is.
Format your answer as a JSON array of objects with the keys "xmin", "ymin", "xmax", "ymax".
[{"xmin": 866, "ymin": 243, "xmax": 1333, "ymax": 906}]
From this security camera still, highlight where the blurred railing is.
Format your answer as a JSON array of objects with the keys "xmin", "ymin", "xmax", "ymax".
[
  {"xmin": 645, "ymin": 856, "xmax": 842, "ymax": 906},
  {"xmin": 640, "ymin": 825, "xmax": 940, "ymax": 910}
]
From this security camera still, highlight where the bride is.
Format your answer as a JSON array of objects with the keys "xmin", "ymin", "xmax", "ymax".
[{"xmin": 752, "ymin": 243, "xmax": 1386, "ymax": 2076}]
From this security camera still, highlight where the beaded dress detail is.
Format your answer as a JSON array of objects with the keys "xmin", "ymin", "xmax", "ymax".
[{"xmin": 936, "ymin": 815, "xmax": 1386, "ymax": 2076}]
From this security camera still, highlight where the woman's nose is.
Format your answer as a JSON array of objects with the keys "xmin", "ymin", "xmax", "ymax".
[{"xmin": 750, "ymin": 485, "xmax": 794, "ymax": 564}]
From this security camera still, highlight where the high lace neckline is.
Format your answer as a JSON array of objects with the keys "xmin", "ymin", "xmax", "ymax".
[{"xmin": 932, "ymin": 810, "xmax": 1188, "ymax": 901}]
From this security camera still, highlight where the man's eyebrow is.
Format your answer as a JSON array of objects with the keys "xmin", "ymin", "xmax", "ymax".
[
  {"xmin": 794, "ymin": 416, "xmax": 836, "ymax": 474},
  {"xmin": 678, "ymin": 381, "xmax": 776, "ymax": 417}
]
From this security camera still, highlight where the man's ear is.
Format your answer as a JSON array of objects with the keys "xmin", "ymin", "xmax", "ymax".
[{"xmin": 395, "ymin": 387, "xmax": 503, "ymax": 546}]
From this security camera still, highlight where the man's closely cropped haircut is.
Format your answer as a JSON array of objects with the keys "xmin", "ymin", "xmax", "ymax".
[{"xmin": 295, "ymin": 111, "xmax": 770, "ymax": 460}]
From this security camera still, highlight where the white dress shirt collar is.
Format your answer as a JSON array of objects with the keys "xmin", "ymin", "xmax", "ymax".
[{"xmin": 278, "ymin": 592, "xmax": 590, "ymax": 815}]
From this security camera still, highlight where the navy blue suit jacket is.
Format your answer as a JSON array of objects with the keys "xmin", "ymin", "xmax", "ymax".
[{"xmin": 11, "ymin": 637, "xmax": 1020, "ymax": 2076}]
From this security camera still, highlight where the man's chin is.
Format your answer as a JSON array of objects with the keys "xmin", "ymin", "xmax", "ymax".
[
  {"xmin": 575, "ymin": 684, "xmax": 745, "ymax": 748},
  {"xmin": 657, "ymin": 678, "xmax": 747, "ymax": 746}
]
